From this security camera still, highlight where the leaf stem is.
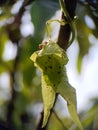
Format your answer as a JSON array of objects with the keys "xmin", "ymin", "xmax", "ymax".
[{"xmin": 46, "ymin": 19, "xmax": 67, "ymax": 38}]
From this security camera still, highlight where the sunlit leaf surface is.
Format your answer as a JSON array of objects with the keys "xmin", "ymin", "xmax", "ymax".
[{"xmin": 30, "ymin": 40, "xmax": 83, "ymax": 129}]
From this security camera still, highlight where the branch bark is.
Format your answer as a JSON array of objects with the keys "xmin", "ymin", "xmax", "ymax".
[
  {"xmin": 57, "ymin": 0, "xmax": 77, "ymax": 50},
  {"xmin": 6, "ymin": 0, "xmax": 30, "ymax": 125}
]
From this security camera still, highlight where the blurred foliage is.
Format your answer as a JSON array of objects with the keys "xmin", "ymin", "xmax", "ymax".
[
  {"xmin": 0, "ymin": 0, "xmax": 98, "ymax": 130},
  {"xmin": 76, "ymin": 0, "xmax": 98, "ymax": 72}
]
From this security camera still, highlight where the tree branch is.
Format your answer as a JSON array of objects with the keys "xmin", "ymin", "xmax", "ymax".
[
  {"xmin": 57, "ymin": 0, "xmax": 77, "ymax": 50},
  {"xmin": 6, "ymin": 44, "xmax": 20, "ymax": 124}
]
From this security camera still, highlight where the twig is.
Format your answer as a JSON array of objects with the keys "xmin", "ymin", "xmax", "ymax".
[
  {"xmin": 6, "ymin": 0, "xmax": 35, "ymax": 126},
  {"xmin": 57, "ymin": 0, "xmax": 77, "ymax": 50},
  {"xmin": 6, "ymin": 43, "xmax": 20, "ymax": 124}
]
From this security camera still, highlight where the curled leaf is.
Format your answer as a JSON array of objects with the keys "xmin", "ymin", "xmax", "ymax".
[{"xmin": 30, "ymin": 40, "xmax": 83, "ymax": 129}]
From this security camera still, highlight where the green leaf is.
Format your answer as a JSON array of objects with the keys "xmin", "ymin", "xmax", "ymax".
[
  {"xmin": 0, "ymin": 28, "xmax": 8, "ymax": 59},
  {"xmin": 41, "ymin": 74, "xmax": 56, "ymax": 127},
  {"xmin": 30, "ymin": 0, "xmax": 59, "ymax": 38},
  {"xmin": 57, "ymin": 67, "xmax": 83, "ymax": 130},
  {"xmin": 30, "ymin": 40, "xmax": 83, "ymax": 129},
  {"xmin": 30, "ymin": 41, "xmax": 68, "ymax": 127}
]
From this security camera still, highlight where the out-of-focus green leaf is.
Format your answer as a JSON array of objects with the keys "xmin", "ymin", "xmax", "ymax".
[
  {"xmin": 0, "ymin": 60, "xmax": 14, "ymax": 74},
  {"xmin": 82, "ymin": 108, "xmax": 95, "ymax": 128},
  {"xmin": 76, "ymin": 3, "xmax": 92, "ymax": 73},
  {"xmin": 76, "ymin": 1, "xmax": 98, "ymax": 73},
  {"xmin": 30, "ymin": 0, "xmax": 59, "ymax": 39},
  {"xmin": 21, "ymin": 60, "xmax": 36, "ymax": 86},
  {"xmin": 30, "ymin": 0, "xmax": 59, "ymax": 51},
  {"xmin": 0, "ymin": 28, "xmax": 8, "ymax": 59},
  {"xmin": 78, "ymin": 0, "xmax": 98, "ymax": 38}
]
